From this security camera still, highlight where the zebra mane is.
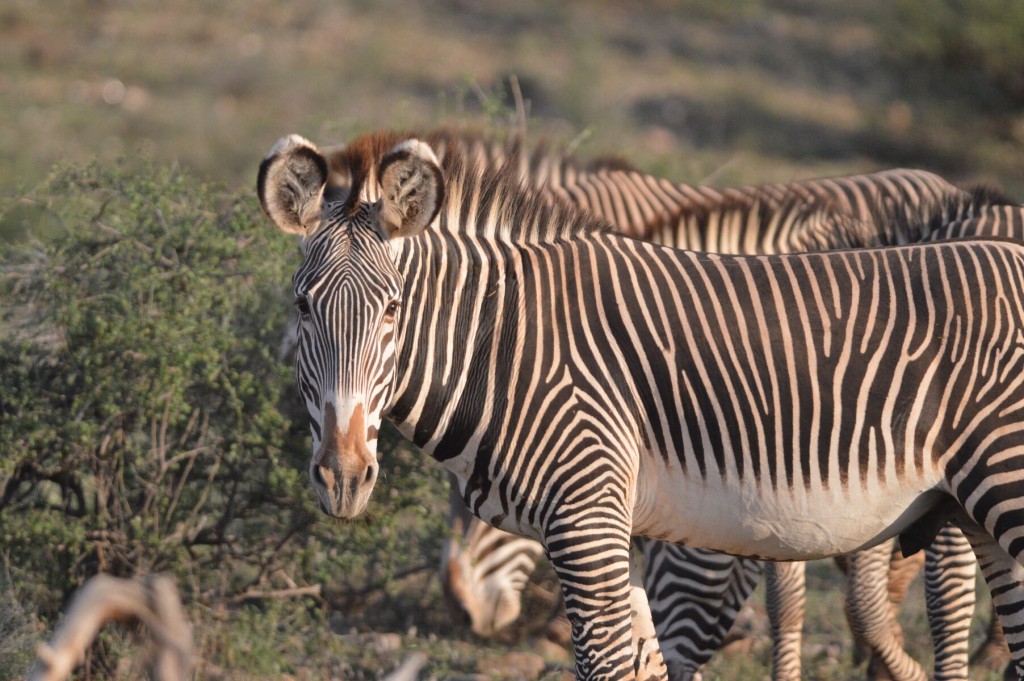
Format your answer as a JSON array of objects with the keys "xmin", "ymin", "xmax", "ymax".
[
  {"xmin": 327, "ymin": 126, "xmax": 639, "ymax": 199},
  {"xmin": 963, "ymin": 184, "xmax": 1018, "ymax": 210},
  {"xmin": 791, "ymin": 181, "xmax": 1022, "ymax": 251},
  {"xmin": 617, "ymin": 171, "xmax": 1021, "ymax": 252},
  {"xmin": 422, "ymin": 127, "xmax": 641, "ymax": 178},
  {"xmin": 333, "ymin": 129, "xmax": 617, "ymax": 244},
  {"xmin": 600, "ymin": 178, "xmax": 858, "ymax": 248}
]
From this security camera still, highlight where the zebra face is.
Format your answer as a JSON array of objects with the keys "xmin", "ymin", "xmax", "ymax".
[
  {"xmin": 291, "ymin": 217, "xmax": 401, "ymax": 518},
  {"xmin": 259, "ymin": 134, "xmax": 444, "ymax": 518}
]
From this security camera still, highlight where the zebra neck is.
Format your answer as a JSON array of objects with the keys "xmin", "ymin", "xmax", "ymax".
[{"xmin": 385, "ymin": 229, "xmax": 521, "ymax": 469}]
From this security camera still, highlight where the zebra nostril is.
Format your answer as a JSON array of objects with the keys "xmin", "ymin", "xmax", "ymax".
[
  {"xmin": 312, "ymin": 465, "xmax": 327, "ymax": 488},
  {"xmin": 364, "ymin": 465, "xmax": 376, "ymax": 485}
]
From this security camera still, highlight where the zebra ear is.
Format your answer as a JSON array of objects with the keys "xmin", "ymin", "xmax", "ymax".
[
  {"xmin": 377, "ymin": 139, "xmax": 444, "ymax": 239},
  {"xmin": 257, "ymin": 134, "xmax": 329, "ymax": 235}
]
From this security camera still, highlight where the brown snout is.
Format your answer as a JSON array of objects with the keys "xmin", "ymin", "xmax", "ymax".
[{"xmin": 310, "ymin": 402, "xmax": 378, "ymax": 517}]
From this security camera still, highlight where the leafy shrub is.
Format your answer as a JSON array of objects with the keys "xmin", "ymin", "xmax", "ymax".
[
  {"xmin": 0, "ymin": 160, "xmax": 450, "ymax": 676},
  {"xmin": 0, "ymin": 159, "xmax": 308, "ymax": 611},
  {"xmin": 0, "ymin": 581, "xmax": 40, "ymax": 681}
]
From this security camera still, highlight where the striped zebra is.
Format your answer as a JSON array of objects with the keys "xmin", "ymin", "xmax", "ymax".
[
  {"xmin": 323, "ymin": 134, "xmax": 786, "ymax": 673},
  {"xmin": 322, "ymin": 131, "xmax": 1017, "ymax": 680},
  {"xmin": 258, "ymin": 130, "xmax": 1024, "ymax": 681},
  {"xmin": 440, "ymin": 469, "xmax": 548, "ymax": 636},
  {"xmin": 544, "ymin": 155, "xmax": 1020, "ymax": 681},
  {"xmin": 392, "ymin": 133, "xmax": 1014, "ymax": 681}
]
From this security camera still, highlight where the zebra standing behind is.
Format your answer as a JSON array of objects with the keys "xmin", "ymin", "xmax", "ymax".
[
  {"xmin": 540, "ymin": 152, "xmax": 1021, "ymax": 681},
  {"xmin": 258, "ymin": 130, "xmax": 1024, "ymax": 681}
]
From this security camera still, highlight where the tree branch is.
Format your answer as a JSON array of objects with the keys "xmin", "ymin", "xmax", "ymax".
[
  {"xmin": 27, "ymin": 574, "xmax": 193, "ymax": 681},
  {"xmin": 227, "ymin": 584, "xmax": 323, "ymax": 604}
]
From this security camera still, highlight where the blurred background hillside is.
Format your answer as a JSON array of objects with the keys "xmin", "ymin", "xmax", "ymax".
[
  {"xmin": 4, "ymin": 0, "xmax": 1024, "ymax": 195},
  {"xmin": 2, "ymin": 1, "xmax": 1024, "ymax": 680}
]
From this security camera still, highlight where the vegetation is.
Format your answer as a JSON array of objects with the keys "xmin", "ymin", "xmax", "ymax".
[
  {"xmin": 885, "ymin": 0, "xmax": 1024, "ymax": 106},
  {"xmin": 0, "ymin": 161, "xmax": 456, "ymax": 679},
  {"xmin": 2, "ymin": 0, "xmax": 1023, "ymax": 195}
]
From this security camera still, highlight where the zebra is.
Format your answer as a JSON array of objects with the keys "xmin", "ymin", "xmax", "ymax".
[
  {"xmin": 258, "ymin": 130, "xmax": 1024, "ymax": 681},
  {"xmin": 321, "ymin": 131, "xmax": 1018, "ymax": 680},
  {"xmin": 440, "ymin": 468, "xmax": 548, "ymax": 637},
  {"xmin": 383, "ymin": 133, "xmax": 1017, "ymax": 681},
  {"xmin": 538, "ymin": 155, "xmax": 1019, "ymax": 680},
  {"xmin": 322, "ymin": 134, "xmax": 801, "ymax": 674}
]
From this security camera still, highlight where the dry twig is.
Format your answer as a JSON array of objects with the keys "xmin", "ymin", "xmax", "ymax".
[
  {"xmin": 383, "ymin": 652, "xmax": 427, "ymax": 681},
  {"xmin": 27, "ymin": 574, "xmax": 193, "ymax": 681},
  {"xmin": 227, "ymin": 584, "xmax": 323, "ymax": 604}
]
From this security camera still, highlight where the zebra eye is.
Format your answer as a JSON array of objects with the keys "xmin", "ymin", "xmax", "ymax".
[
  {"xmin": 294, "ymin": 295, "xmax": 312, "ymax": 320},
  {"xmin": 383, "ymin": 300, "xmax": 401, "ymax": 320}
]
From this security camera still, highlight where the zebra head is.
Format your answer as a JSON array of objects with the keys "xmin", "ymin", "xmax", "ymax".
[
  {"xmin": 258, "ymin": 134, "xmax": 444, "ymax": 518},
  {"xmin": 442, "ymin": 534, "xmax": 530, "ymax": 637}
]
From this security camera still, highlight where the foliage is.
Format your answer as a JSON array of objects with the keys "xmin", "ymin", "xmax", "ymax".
[
  {"xmin": 0, "ymin": 159, "xmax": 302, "ymax": 611},
  {"xmin": 0, "ymin": 160, "xmax": 451, "ymax": 677},
  {"xmin": 0, "ymin": 579, "xmax": 40, "ymax": 681},
  {"xmin": 884, "ymin": 0, "xmax": 1024, "ymax": 106}
]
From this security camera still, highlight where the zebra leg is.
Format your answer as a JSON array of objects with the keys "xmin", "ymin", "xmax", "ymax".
[
  {"xmin": 765, "ymin": 561, "xmax": 805, "ymax": 681},
  {"xmin": 546, "ymin": 508, "xmax": 665, "ymax": 680},
  {"xmin": 860, "ymin": 541, "xmax": 925, "ymax": 681},
  {"xmin": 843, "ymin": 541, "xmax": 927, "ymax": 681},
  {"xmin": 833, "ymin": 549, "xmax": 923, "ymax": 676},
  {"xmin": 957, "ymin": 522, "xmax": 1024, "ymax": 681},
  {"xmin": 970, "ymin": 606, "xmax": 1011, "ymax": 677},
  {"xmin": 832, "ymin": 554, "xmax": 872, "ymax": 666},
  {"xmin": 639, "ymin": 538, "xmax": 762, "ymax": 681},
  {"xmin": 857, "ymin": 542, "xmax": 925, "ymax": 681},
  {"xmin": 925, "ymin": 524, "xmax": 976, "ymax": 681},
  {"xmin": 630, "ymin": 549, "xmax": 669, "ymax": 681},
  {"xmin": 882, "ymin": 541, "xmax": 925, "ymax": 645}
]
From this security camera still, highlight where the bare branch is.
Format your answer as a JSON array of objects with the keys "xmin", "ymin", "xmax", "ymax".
[
  {"xmin": 27, "ymin": 575, "xmax": 193, "ymax": 681},
  {"xmin": 226, "ymin": 584, "xmax": 323, "ymax": 604},
  {"xmin": 383, "ymin": 653, "xmax": 427, "ymax": 681}
]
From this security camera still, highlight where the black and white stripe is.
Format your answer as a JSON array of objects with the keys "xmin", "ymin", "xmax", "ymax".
[
  {"xmin": 259, "ymin": 131, "xmax": 1024, "ymax": 681},
  {"xmin": 416, "ymin": 133, "xmax": 1021, "ymax": 681}
]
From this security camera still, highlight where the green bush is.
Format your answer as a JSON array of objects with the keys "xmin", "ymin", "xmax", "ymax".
[
  {"xmin": 0, "ymin": 159, "xmax": 307, "ymax": 610},
  {"xmin": 0, "ymin": 160, "xmax": 450, "ymax": 677}
]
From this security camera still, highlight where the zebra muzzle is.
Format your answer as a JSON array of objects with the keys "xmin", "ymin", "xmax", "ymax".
[{"xmin": 310, "ymin": 402, "xmax": 378, "ymax": 518}]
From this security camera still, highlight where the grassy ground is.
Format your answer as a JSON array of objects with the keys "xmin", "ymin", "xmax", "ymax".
[{"xmin": 3, "ymin": 1, "xmax": 1024, "ymax": 679}]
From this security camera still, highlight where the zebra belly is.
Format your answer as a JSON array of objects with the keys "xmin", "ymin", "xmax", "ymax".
[{"xmin": 634, "ymin": 461, "xmax": 946, "ymax": 560}]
